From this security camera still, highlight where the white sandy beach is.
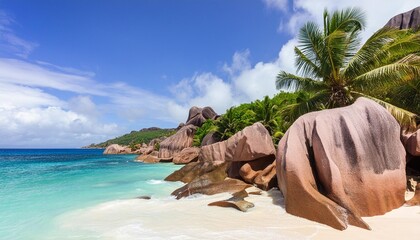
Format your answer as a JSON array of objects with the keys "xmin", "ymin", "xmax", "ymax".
[{"xmin": 54, "ymin": 187, "xmax": 420, "ymax": 240}]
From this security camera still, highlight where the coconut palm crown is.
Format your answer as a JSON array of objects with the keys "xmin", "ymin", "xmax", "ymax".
[{"xmin": 276, "ymin": 7, "xmax": 420, "ymax": 129}]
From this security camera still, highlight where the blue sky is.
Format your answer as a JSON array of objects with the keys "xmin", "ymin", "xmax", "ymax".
[{"xmin": 0, "ymin": 0, "xmax": 418, "ymax": 148}]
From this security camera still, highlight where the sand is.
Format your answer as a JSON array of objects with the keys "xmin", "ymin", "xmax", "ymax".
[{"xmin": 53, "ymin": 187, "xmax": 420, "ymax": 240}]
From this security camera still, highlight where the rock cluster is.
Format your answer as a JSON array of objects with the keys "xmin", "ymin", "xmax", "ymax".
[
  {"xmin": 105, "ymin": 98, "xmax": 420, "ymax": 231},
  {"xmin": 103, "ymin": 144, "xmax": 131, "ymax": 154},
  {"xmin": 185, "ymin": 106, "xmax": 218, "ymax": 127},
  {"xmin": 166, "ymin": 122, "xmax": 277, "ymax": 199},
  {"xmin": 158, "ymin": 124, "xmax": 197, "ymax": 159}
]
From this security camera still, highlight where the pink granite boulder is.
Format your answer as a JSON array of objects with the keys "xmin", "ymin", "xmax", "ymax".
[
  {"xmin": 158, "ymin": 124, "xmax": 197, "ymax": 159},
  {"xmin": 276, "ymin": 97, "xmax": 407, "ymax": 230},
  {"xmin": 172, "ymin": 147, "xmax": 200, "ymax": 164}
]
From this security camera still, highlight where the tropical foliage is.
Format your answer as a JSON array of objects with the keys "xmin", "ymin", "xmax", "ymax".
[
  {"xmin": 85, "ymin": 128, "xmax": 176, "ymax": 148},
  {"xmin": 193, "ymin": 92, "xmax": 299, "ymax": 146},
  {"xmin": 276, "ymin": 7, "xmax": 420, "ymax": 129},
  {"xmin": 192, "ymin": 119, "xmax": 218, "ymax": 147}
]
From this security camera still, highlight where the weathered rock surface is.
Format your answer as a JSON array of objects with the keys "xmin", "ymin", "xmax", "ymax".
[
  {"xmin": 224, "ymin": 122, "xmax": 276, "ymax": 162},
  {"xmin": 158, "ymin": 125, "xmax": 197, "ymax": 158},
  {"xmin": 406, "ymin": 183, "xmax": 420, "ymax": 206},
  {"xmin": 185, "ymin": 106, "xmax": 218, "ymax": 127},
  {"xmin": 402, "ymin": 129, "xmax": 420, "ymax": 157},
  {"xmin": 139, "ymin": 145, "xmax": 154, "ymax": 155},
  {"xmin": 165, "ymin": 161, "xmax": 224, "ymax": 184},
  {"xmin": 169, "ymin": 162, "xmax": 251, "ymax": 199},
  {"xmin": 201, "ymin": 131, "xmax": 219, "ymax": 146},
  {"xmin": 198, "ymin": 122, "xmax": 276, "ymax": 164},
  {"xmin": 385, "ymin": 6, "xmax": 420, "ymax": 30},
  {"xmin": 148, "ymin": 137, "xmax": 166, "ymax": 147},
  {"xmin": 239, "ymin": 156, "xmax": 277, "ymax": 190},
  {"xmin": 172, "ymin": 147, "xmax": 200, "ymax": 164},
  {"xmin": 103, "ymin": 144, "xmax": 128, "ymax": 154},
  {"xmin": 135, "ymin": 154, "xmax": 160, "ymax": 163},
  {"xmin": 172, "ymin": 176, "xmax": 251, "ymax": 199},
  {"xmin": 277, "ymin": 97, "xmax": 406, "ymax": 230},
  {"xmin": 208, "ymin": 190, "xmax": 255, "ymax": 212},
  {"xmin": 166, "ymin": 122, "xmax": 277, "ymax": 198}
]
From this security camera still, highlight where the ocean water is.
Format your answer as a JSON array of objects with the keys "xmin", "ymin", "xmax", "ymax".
[
  {"xmin": 0, "ymin": 149, "xmax": 183, "ymax": 240},
  {"xmin": 0, "ymin": 149, "xmax": 326, "ymax": 240}
]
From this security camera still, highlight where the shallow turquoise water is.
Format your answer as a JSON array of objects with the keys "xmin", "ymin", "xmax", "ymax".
[{"xmin": 0, "ymin": 149, "xmax": 182, "ymax": 240}]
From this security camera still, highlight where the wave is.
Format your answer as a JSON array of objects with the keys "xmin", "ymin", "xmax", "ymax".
[
  {"xmin": 52, "ymin": 189, "xmax": 322, "ymax": 240},
  {"xmin": 146, "ymin": 179, "xmax": 165, "ymax": 185}
]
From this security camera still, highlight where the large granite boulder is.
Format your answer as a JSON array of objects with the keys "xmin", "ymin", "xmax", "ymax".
[
  {"xmin": 277, "ymin": 97, "xmax": 406, "ymax": 230},
  {"xmin": 239, "ymin": 156, "xmax": 277, "ymax": 190},
  {"xmin": 103, "ymin": 144, "xmax": 127, "ymax": 154},
  {"xmin": 135, "ymin": 154, "xmax": 160, "ymax": 163},
  {"xmin": 158, "ymin": 125, "xmax": 197, "ymax": 158},
  {"xmin": 185, "ymin": 106, "xmax": 218, "ymax": 127},
  {"xmin": 139, "ymin": 145, "xmax": 154, "ymax": 155},
  {"xmin": 201, "ymin": 131, "xmax": 219, "ymax": 146},
  {"xmin": 166, "ymin": 122, "xmax": 277, "ymax": 197},
  {"xmin": 170, "ymin": 163, "xmax": 251, "ymax": 199},
  {"xmin": 385, "ymin": 6, "xmax": 420, "ymax": 29},
  {"xmin": 172, "ymin": 147, "xmax": 200, "ymax": 164}
]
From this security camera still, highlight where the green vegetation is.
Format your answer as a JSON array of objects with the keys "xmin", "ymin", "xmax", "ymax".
[
  {"xmin": 193, "ymin": 120, "xmax": 218, "ymax": 147},
  {"xmin": 276, "ymin": 7, "xmax": 420, "ymax": 129},
  {"xmin": 193, "ymin": 92, "xmax": 299, "ymax": 146},
  {"xmin": 86, "ymin": 128, "xmax": 175, "ymax": 148}
]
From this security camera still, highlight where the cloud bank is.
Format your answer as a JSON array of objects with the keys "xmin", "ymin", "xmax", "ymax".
[{"xmin": 0, "ymin": 57, "xmax": 172, "ymax": 147}]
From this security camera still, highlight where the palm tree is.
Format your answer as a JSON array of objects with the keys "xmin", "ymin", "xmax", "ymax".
[
  {"xmin": 252, "ymin": 96, "xmax": 284, "ymax": 137},
  {"xmin": 215, "ymin": 107, "xmax": 243, "ymax": 140},
  {"xmin": 276, "ymin": 8, "xmax": 420, "ymax": 129}
]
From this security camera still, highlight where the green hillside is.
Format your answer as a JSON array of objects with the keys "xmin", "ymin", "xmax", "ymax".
[{"xmin": 85, "ymin": 127, "xmax": 176, "ymax": 148}]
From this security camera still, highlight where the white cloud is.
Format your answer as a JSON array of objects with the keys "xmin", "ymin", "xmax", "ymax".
[
  {"xmin": 288, "ymin": 0, "xmax": 420, "ymax": 40},
  {"xmin": 192, "ymin": 73, "xmax": 235, "ymax": 111},
  {"xmin": 0, "ymin": 58, "xmax": 104, "ymax": 96},
  {"xmin": 168, "ymin": 73, "xmax": 236, "ymax": 123},
  {"xmin": 0, "ymin": 57, "xmax": 175, "ymax": 147},
  {"xmin": 222, "ymin": 49, "xmax": 251, "ymax": 76},
  {"xmin": 0, "ymin": 106, "xmax": 119, "ymax": 148},
  {"xmin": 68, "ymin": 96, "xmax": 99, "ymax": 118},
  {"xmin": 0, "ymin": 82, "xmax": 64, "ymax": 108},
  {"xmin": 0, "ymin": 10, "xmax": 38, "ymax": 58},
  {"xmin": 233, "ymin": 61, "xmax": 280, "ymax": 101},
  {"xmin": 262, "ymin": 0, "xmax": 288, "ymax": 12}
]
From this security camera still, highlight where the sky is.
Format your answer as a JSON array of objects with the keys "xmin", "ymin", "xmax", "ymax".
[{"xmin": 0, "ymin": 0, "xmax": 418, "ymax": 148}]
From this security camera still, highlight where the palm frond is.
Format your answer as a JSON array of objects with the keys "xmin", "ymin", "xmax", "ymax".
[
  {"xmin": 280, "ymin": 90, "xmax": 330, "ymax": 124},
  {"xmin": 345, "ymin": 28, "xmax": 420, "ymax": 79},
  {"xmin": 325, "ymin": 7, "xmax": 365, "ymax": 35},
  {"xmin": 324, "ymin": 30, "xmax": 348, "ymax": 80},
  {"xmin": 351, "ymin": 91, "xmax": 418, "ymax": 130},
  {"xmin": 352, "ymin": 56, "xmax": 420, "ymax": 90},
  {"xmin": 294, "ymin": 47, "xmax": 321, "ymax": 78},
  {"xmin": 387, "ymin": 78, "xmax": 420, "ymax": 114},
  {"xmin": 276, "ymin": 71, "xmax": 325, "ymax": 92},
  {"xmin": 297, "ymin": 21, "xmax": 325, "ymax": 77}
]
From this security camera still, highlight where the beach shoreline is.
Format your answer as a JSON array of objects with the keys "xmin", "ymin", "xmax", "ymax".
[{"xmin": 54, "ymin": 187, "xmax": 420, "ymax": 240}]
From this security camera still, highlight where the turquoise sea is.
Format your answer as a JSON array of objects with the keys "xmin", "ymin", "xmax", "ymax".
[{"xmin": 0, "ymin": 149, "xmax": 182, "ymax": 240}]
